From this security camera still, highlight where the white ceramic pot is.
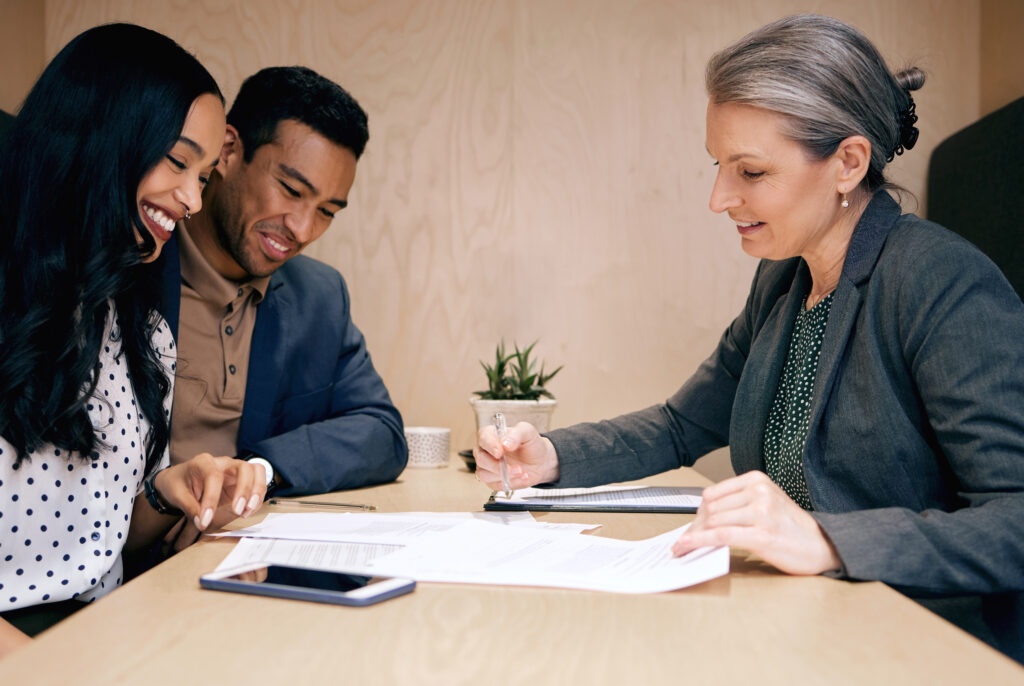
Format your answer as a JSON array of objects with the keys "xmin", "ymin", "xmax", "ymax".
[{"xmin": 469, "ymin": 397, "xmax": 557, "ymax": 434}]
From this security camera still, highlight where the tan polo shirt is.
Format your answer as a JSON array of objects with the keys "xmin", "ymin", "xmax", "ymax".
[{"xmin": 169, "ymin": 224, "xmax": 271, "ymax": 464}]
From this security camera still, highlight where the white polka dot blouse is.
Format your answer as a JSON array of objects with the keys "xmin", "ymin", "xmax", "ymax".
[{"xmin": 0, "ymin": 302, "xmax": 175, "ymax": 611}]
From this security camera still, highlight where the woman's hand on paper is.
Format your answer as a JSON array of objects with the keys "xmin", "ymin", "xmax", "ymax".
[
  {"xmin": 671, "ymin": 470, "xmax": 841, "ymax": 575},
  {"xmin": 474, "ymin": 421, "xmax": 559, "ymax": 490},
  {"xmin": 156, "ymin": 453, "xmax": 266, "ymax": 532}
]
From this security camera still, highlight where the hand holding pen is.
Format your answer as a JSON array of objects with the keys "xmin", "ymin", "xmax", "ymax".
[
  {"xmin": 473, "ymin": 416, "xmax": 562, "ymax": 493},
  {"xmin": 493, "ymin": 413, "xmax": 513, "ymax": 498}
]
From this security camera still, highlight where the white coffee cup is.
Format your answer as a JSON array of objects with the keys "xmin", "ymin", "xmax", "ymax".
[{"xmin": 404, "ymin": 426, "xmax": 451, "ymax": 468}]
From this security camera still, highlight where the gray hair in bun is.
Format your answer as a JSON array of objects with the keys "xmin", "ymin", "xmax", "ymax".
[{"xmin": 705, "ymin": 14, "xmax": 924, "ymax": 193}]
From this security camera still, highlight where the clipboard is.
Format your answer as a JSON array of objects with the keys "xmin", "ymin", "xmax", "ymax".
[{"xmin": 483, "ymin": 485, "xmax": 702, "ymax": 513}]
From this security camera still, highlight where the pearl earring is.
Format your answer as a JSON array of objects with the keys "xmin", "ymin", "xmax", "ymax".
[{"xmin": 841, "ymin": 194, "xmax": 849, "ymax": 208}]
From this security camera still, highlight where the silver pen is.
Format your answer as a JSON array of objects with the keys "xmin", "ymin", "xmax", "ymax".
[
  {"xmin": 267, "ymin": 498, "xmax": 376, "ymax": 511},
  {"xmin": 493, "ymin": 412, "xmax": 513, "ymax": 498}
]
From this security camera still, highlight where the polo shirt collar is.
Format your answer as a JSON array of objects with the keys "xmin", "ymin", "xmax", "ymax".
[{"xmin": 176, "ymin": 222, "xmax": 271, "ymax": 308}]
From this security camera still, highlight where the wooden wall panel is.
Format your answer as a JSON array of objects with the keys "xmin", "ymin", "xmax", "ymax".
[
  {"xmin": 0, "ymin": 0, "xmax": 44, "ymax": 113},
  {"xmin": 981, "ymin": 0, "xmax": 1024, "ymax": 115},
  {"xmin": 40, "ymin": 0, "xmax": 980, "ymax": 481}
]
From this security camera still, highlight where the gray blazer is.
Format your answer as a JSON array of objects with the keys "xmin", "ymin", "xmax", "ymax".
[{"xmin": 547, "ymin": 193, "xmax": 1024, "ymax": 657}]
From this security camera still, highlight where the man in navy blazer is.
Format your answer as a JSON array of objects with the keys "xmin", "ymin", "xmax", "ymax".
[{"xmin": 156, "ymin": 67, "xmax": 406, "ymax": 517}]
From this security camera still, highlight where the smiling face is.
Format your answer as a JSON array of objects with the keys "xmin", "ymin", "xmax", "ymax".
[
  {"xmin": 136, "ymin": 93, "xmax": 225, "ymax": 262},
  {"xmin": 705, "ymin": 101, "xmax": 848, "ymax": 263},
  {"xmin": 202, "ymin": 119, "xmax": 357, "ymax": 281}
]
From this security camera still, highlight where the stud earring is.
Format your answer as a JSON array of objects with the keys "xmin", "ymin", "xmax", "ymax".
[
  {"xmin": 841, "ymin": 194, "xmax": 849, "ymax": 208},
  {"xmin": 183, "ymin": 204, "xmax": 191, "ymax": 220}
]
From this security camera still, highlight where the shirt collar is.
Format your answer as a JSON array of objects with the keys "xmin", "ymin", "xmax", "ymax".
[{"xmin": 177, "ymin": 222, "xmax": 271, "ymax": 308}]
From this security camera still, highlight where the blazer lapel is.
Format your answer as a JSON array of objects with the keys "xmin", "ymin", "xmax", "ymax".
[
  {"xmin": 157, "ymin": 234, "xmax": 182, "ymax": 338},
  {"xmin": 237, "ymin": 275, "xmax": 289, "ymax": 449},
  {"xmin": 802, "ymin": 193, "xmax": 902, "ymax": 494},
  {"xmin": 806, "ymin": 280, "xmax": 864, "ymax": 436},
  {"xmin": 730, "ymin": 265, "xmax": 811, "ymax": 472}
]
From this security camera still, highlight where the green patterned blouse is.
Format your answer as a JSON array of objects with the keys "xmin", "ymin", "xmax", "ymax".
[{"xmin": 762, "ymin": 293, "xmax": 835, "ymax": 510}]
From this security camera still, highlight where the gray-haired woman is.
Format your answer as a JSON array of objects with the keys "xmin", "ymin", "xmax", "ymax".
[{"xmin": 475, "ymin": 14, "xmax": 1024, "ymax": 659}]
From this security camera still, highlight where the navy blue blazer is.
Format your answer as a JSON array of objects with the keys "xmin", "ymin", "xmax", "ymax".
[
  {"xmin": 548, "ymin": 193, "xmax": 1024, "ymax": 657},
  {"xmin": 157, "ymin": 235, "xmax": 407, "ymax": 496}
]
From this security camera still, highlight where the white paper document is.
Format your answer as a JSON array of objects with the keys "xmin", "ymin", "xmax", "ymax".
[
  {"xmin": 490, "ymin": 485, "xmax": 703, "ymax": 511},
  {"xmin": 211, "ymin": 519, "xmax": 729, "ymax": 594},
  {"xmin": 366, "ymin": 520, "xmax": 728, "ymax": 593},
  {"xmin": 213, "ymin": 512, "xmax": 599, "ymax": 545},
  {"xmin": 209, "ymin": 537, "xmax": 401, "ymax": 577}
]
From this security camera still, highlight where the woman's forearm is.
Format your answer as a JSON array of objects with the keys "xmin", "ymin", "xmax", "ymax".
[{"xmin": 0, "ymin": 617, "xmax": 31, "ymax": 659}]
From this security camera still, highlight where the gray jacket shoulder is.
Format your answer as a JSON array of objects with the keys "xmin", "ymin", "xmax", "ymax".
[{"xmin": 879, "ymin": 213, "xmax": 1010, "ymax": 282}]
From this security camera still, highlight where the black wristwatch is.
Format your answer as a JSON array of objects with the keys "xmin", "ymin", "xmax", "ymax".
[{"xmin": 144, "ymin": 468, "xmax": 184, "ymax": 516}]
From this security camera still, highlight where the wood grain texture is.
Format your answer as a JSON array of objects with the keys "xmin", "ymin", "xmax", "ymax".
[
  {"xmin": 0, "ymin": 0, "xmax": 44, "ymax": 113},
  {"xmin": 1, "ymin": 464, "xmax": 1022, "ymax": 685},
  {"xmin": 40, "ymin": 1, "xmax": 981, "ymax": 480},
  {"xmin": 981, "ymin": 0, "xmax": 1024, "ymax": 115}
]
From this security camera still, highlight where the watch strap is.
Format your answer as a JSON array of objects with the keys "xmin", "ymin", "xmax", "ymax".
[{"xmin": 144, "ymin": 468, "xmax": 184, "ymax": 516}]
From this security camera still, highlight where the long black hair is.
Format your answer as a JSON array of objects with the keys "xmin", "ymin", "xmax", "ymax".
[{"xmin": 0, "ymin": 23, "xmax": 223, "ymax": 473}]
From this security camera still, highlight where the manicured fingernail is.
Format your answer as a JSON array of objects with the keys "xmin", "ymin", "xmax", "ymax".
[
  {"xmin": 234, "ymin": 497, "xmax": 246, "ymax": 516},
  {"xmin": 193, "ymin": 515, "xmax": 203, "ymax": 530},
  {"xmin": 248, "ymin": 494, "xmax": 261, "ymax": 512},
  {"xmin": 501, "ymin": 438, "xmax": 514, "ymax": 449},
  {"xmin": 201, "ymin": 508, "xmax": 214, "ymax": 529}
]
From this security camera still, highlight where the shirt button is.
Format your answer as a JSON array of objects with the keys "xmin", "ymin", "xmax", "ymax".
[
  {"xmin": 225, "ymin": 325, "xmax": 234, "ymax": 336},
  {"xmin": 91, "ymin": 532, "xmax": 100, "ymax": 541},
  {"xmin": 229, "ymin": 364, "xmax": 237, "ymax": 375}
]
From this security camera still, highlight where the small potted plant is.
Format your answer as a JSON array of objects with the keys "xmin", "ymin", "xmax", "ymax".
[{"xmin": 469, "ymin": 340, "xmax": 562, "ymax": 433}]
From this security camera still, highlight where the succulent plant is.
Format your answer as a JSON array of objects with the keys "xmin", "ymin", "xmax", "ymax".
[{"xmin": 474, "ymin": 340, "xmax": 562, "ymax": 400}]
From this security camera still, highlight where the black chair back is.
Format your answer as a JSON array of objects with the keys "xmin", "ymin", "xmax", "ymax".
[{"xmin": 927, "ymin": 96, "xmax": 1024, "ymax": 299}]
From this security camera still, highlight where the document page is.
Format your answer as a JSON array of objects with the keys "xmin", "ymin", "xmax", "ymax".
[
  {"xmin": 207, "ymin": 515, "xmax": 727, "ymax": 593},
  {"xmin": 490, "ymin": 485, "xmax": 703, "ymax": 511},
  {"xmin": 206, "ymin": 537, "xmax": 401, "ymax": 578},
  {"xmin": 213, "ymin": 512, "xmax": 598, "ymax": 544},
  {"xmin": 367, "ymin": 520, "xmax": 727, "ymax": 593}
]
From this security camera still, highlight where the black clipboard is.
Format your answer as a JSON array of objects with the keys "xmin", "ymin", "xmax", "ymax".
[{"xmin": 483, "ymin": 486, "xmax": 701, "ymax": 514}]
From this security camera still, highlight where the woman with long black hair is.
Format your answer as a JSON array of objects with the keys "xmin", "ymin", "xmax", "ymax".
[{"xmin": 0, "ymin": 24, "xmax": 266, "ymax": 654}]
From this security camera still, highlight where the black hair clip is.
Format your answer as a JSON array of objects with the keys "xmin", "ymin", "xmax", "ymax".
[{"xmin": 888, "ymin": 97, "xmax": 919, "ymax": 162}]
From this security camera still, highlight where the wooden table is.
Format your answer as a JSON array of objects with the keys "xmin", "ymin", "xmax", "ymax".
[{"xmin": 2, "ymin": 461, "xmax": 1022, "ymax": 685}]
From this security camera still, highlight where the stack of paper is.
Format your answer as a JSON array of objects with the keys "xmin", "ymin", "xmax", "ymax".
[{"xmin": 210, "ymin": 512, "xmax": 728, "ymax": 593}]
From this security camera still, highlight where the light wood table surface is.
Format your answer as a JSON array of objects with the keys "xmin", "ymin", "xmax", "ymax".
[{"xmin": 2, "ymin": 460, "xmax": 1022, "ymax": 685}]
